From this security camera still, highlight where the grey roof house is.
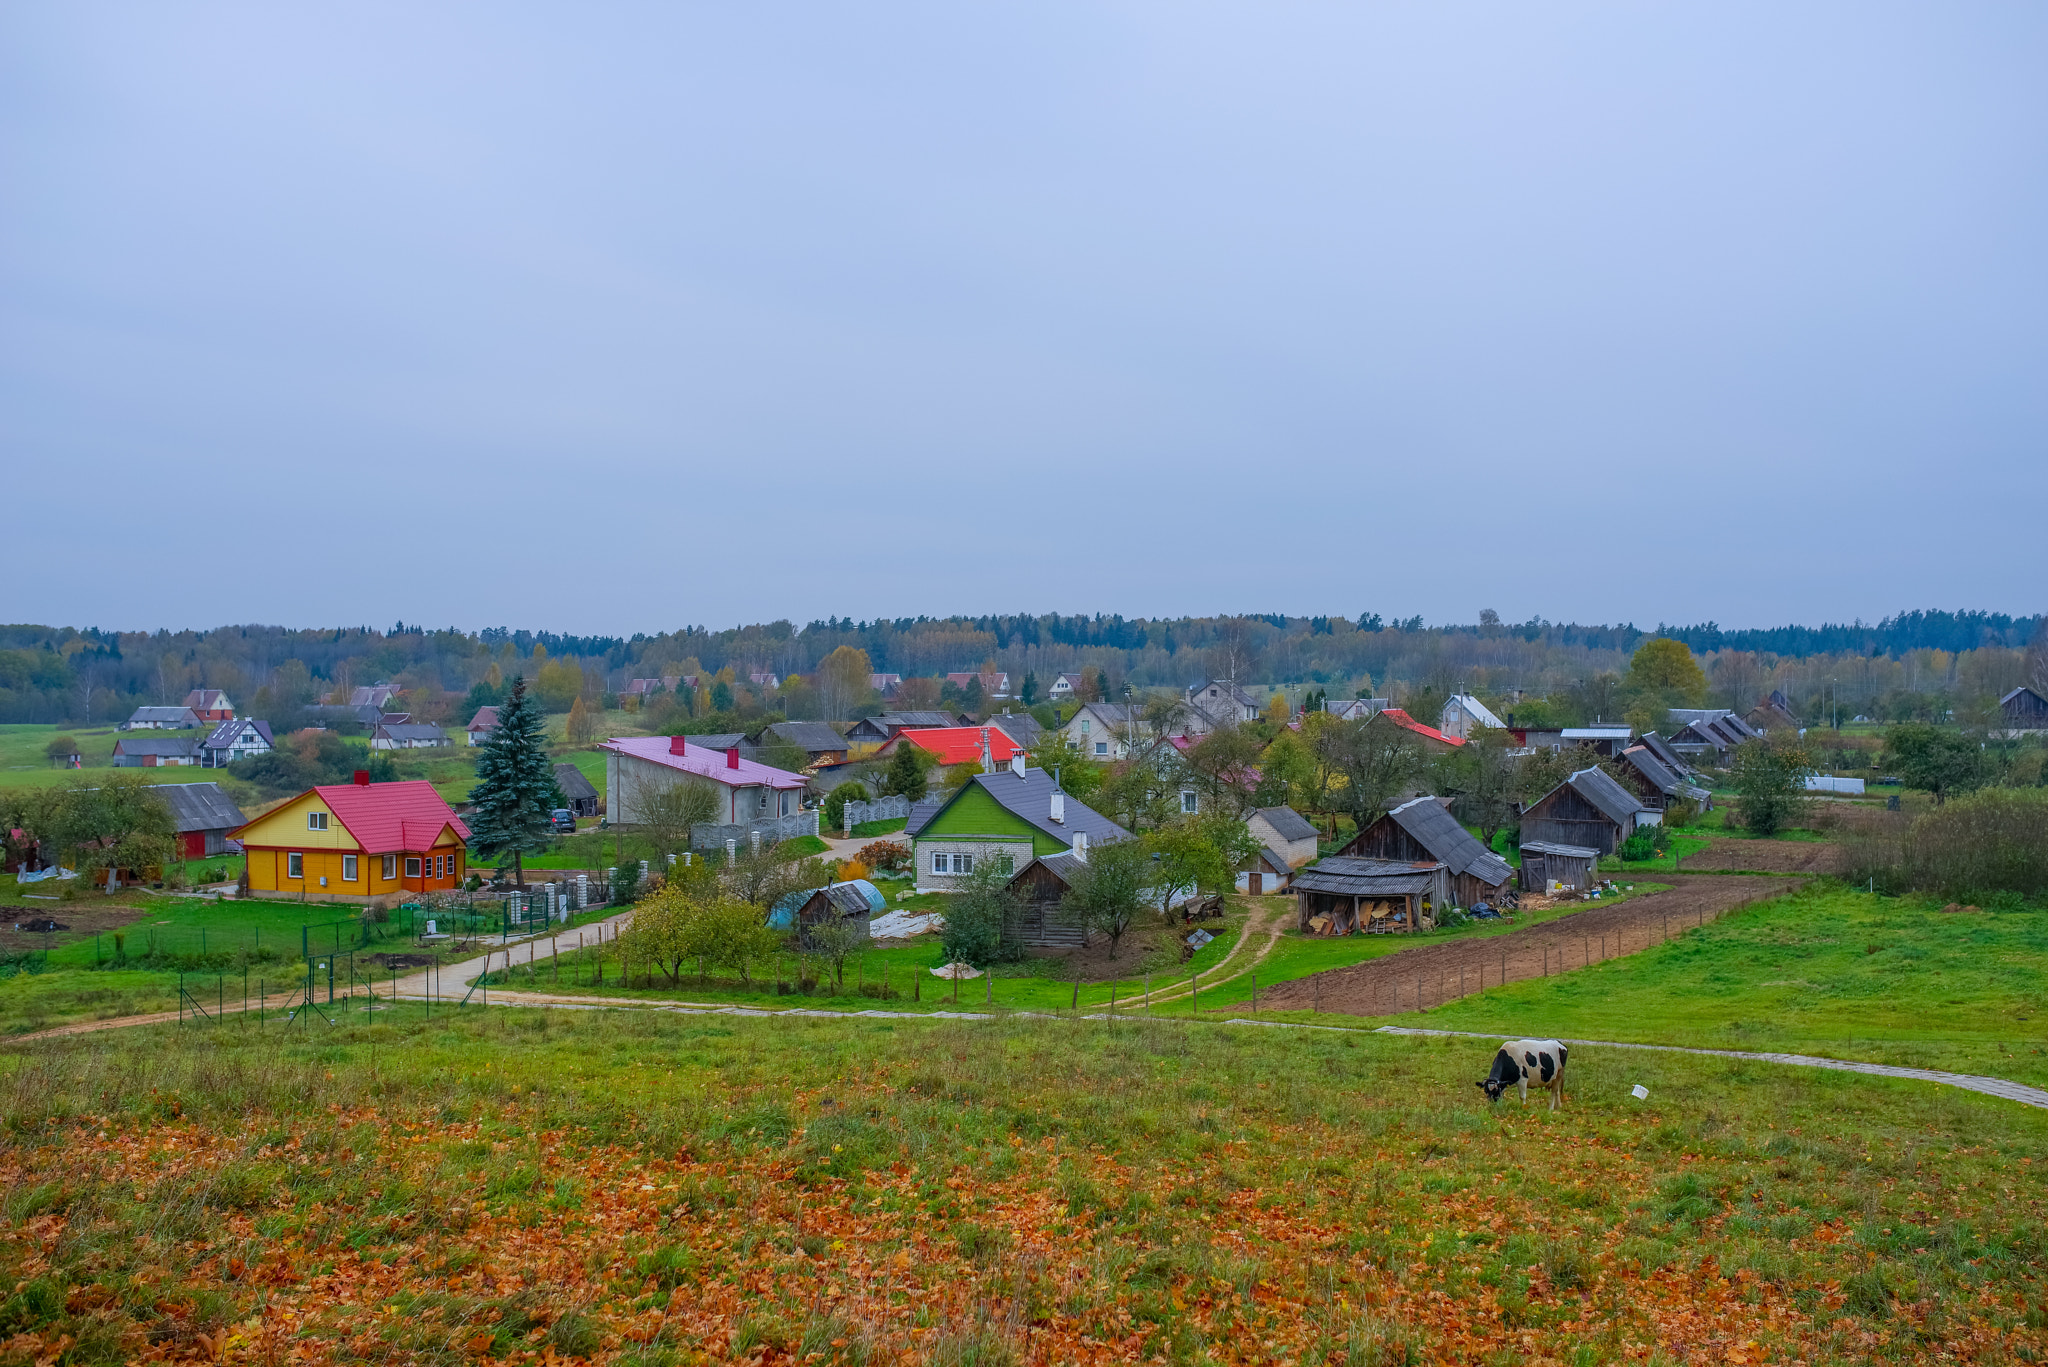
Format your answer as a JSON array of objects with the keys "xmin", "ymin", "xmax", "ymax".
[
  {"xmin": 123, "ymin": 706, "xmax": 201, "ymax": 731},
  {"xmin": 1340, "ymin": 795, "xmax": 1514, "ymax": 906},
  {"xmin": 199, "ymin": 718, "xmax": 274, "ymax": 769},
  {"xmin": 1519, "ymin": 767, "xmax": 1655, "ymax": 855}
]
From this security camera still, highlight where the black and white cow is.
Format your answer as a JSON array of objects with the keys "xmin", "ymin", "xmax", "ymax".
[{"xmin": 1476, "ymin": 1038, "xmax": 1569, "ymax": 1110}]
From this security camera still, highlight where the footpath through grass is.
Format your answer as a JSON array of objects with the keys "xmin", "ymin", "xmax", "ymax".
[
  {"xmin": 1, "ymin": 1009, "xmax": 2043, "ymax": 1365},
  {"xmin": 1387, "ymin": 884, "xmax": 2048, "ymax": 1087}
]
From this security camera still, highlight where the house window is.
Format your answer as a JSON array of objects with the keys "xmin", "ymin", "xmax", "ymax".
[
  {"xmin": 996, "ymin": 854, "xmax": 1014, "ymax": 876},
  {"xmin": 954, "ymin": 852, "xmax": 973, "ymax": 875},
  {"xmin": 932, "ymin": 850, "xmax": 948, "ymax": 874},
  {"xmin": 342, "ymin": 854, "xmax": 358, "ymax": 881},
  {"xmin": 1181, "ymin": 790, "xmax": 1200, "ymax": 814},
  {"xmin": 382, "ymin": 854, "xmax": 397, "ymax": 880},
  {"xmin": 1080, "ymin": 719, "xmax": 1091, "ymax": 734},
  {"xmin": 1094, "ymin": 741, "xmax": 1108, "ymax": 756},
  {"xmin": 307, "ymin": 811, "xmax": 328, "ymax": 831},
  {"xmin": 405, "ymin": 857, "xmax": 422, "ymax": 878},
  {"xmin": 286, "ymin": 852, "xmax": 303, "ymax": 879}
]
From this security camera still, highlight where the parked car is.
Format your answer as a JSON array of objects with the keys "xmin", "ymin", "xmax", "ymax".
[{"xmin": 551, "ymin": 809, "xmax": 577, "ymax": 833}]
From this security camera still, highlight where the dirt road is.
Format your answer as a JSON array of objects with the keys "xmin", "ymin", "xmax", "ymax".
[
  {"xmin": 1679, "ymin": 837, "xmax": 1839, "ymax": 874},
  {"xmin": 1256, "ymin": 875, "xmax": 1806, "ymax": 1017}
]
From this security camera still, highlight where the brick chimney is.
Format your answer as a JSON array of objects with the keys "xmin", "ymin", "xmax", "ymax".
[
  {"xmin": 670, "ymin": 736, "xmax": 688, "ymax": 756},
  {"xmin": 353, "ymin": 770, "xmax": 370, "ymax": 786},
  {"xmin": 726, "ymin": 746, "xmax": 740, "ymax": 769}
]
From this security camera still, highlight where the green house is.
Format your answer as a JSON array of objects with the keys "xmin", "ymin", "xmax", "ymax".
[{"xmin": 910, "ymin": 761, "xmax": 1130, "ymax": 893}]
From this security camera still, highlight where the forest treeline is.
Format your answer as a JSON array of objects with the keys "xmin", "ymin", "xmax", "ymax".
[{"xmin": 0, "ymin": 608, "xmax": 2039, "ymax": 727}]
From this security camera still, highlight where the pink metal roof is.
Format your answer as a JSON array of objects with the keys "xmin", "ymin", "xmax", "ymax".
[
  {"xmin": 285, "ymin": 780, "xmax": 470, "ymax": 854},
  {"xmin": 601, "ymin": 736, "xmax": 808, "ymax": 789},
  {"xmin": 1377, "ymin": 708, "xmax": 1464, "ymax": 747},
  {"xmin": 893, "ymin": 726, "xmax": 1021, "ymax": 767}
]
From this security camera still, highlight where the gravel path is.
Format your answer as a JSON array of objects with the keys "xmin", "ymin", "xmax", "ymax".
[{"xmin": 1257, "ymin": 875, "xmax": 1807, "ymax": 1016}]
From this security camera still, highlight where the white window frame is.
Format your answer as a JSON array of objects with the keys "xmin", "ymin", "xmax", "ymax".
[
  {"xmin": 932, "ymin": 850, "xmax": 948, "ymax": 874},
  {"xmin": 381, "ymin": 854, "xmax": 397, "ymax": 880},
  {"xmin": 405, "ymin": 856, "xmax": 422, "ymax": 878},
  {"xmin": 342, "ymin": 854, "xmax": 358, "ymax": 882},
  {"xmin": 954, "ymin": 852, "xmax": 973, "ymax": 875},
  {"xmin": 1181, "ymin": 790, "xmax": 1200, "ymax": 814},
  {"xmin": 1094, "ymin": 741, "xmax": 1108, "ymax": 756},
  {"xmin": 286, "ymin": 852, "xmax": 303, "ymax": 879},
  {"xmin": 307, "ymin": 811, "xmax": 328, "ymax": 831}
]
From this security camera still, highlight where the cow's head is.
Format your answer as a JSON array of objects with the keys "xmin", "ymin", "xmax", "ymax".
[{"xmin": 1476, "ymin": 1077, "xmax": 1510, "ymax": 1102}]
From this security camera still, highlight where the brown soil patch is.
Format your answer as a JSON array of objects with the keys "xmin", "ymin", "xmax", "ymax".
[
  {"xmin": 1679, "ymin": 837, "xmax": 1839, "ymax": 874},
  {"xmin": 1028, "ymin": 898, "xmax": 1269, "ymax": 981},
  {"xmin": 1258, "ymin": 875, "xmax": 1806, "ymax": 1017}
]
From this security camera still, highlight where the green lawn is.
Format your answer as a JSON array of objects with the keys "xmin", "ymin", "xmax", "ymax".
[
  {"xmin": 848, "ymin": 817, "xmax": 906, "ymax": 838},
  {"xmin": 1, "ymin": 1004, "xmax": 2043, "ymax": 1364},
  {"xmin": 1384, "ymin": 884, "xmax": 2048, "ymax": 1087}
]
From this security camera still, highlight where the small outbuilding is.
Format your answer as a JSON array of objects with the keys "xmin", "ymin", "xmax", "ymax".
[
  {"xmin": 1247, "ymin": 805, "xmax": 1320, "ymax": 869},
  {"xmin": 1518, "ymin": 767, "xmax": 1656, "ymax": 856},
  {"xmin": 776, "ymin": 880, "xmax": 884, "ymax": 944},
  {"xmin": 1517, "ymin": 841, "xmax": 1599, "ymax": 893},
  {"xmin": 113, "ymin": 736, "xmax": 201, "ymax": 767},
  {"xmin": 149, "ymin": 781, "xmax": 250, "ymax": 860},
  {"xmin": 553, "ymin": 763, "xmax": 600, "ymax": 819},
  {"xmin": 1339, "ymin": 795, "xmax": 1513, "ymax": 907},
  {"xmin": 1292, "ymin": 857, "xmax": 1450, "ymax": 936},
  {"xmin": 370, "ymin": 723, "xmax": 452, "ymax": 750},
  {"xmin": 1002, "ymin": 850, "xmax": 1091, "ymax": 948}
]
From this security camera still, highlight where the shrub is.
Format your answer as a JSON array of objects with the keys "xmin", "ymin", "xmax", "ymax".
[
  {"xmin": 1840, "ymin": 788, "xmax": 2048, "ymax": 899},
  {"xmin": 858, "ymin": 840, "xmax": 911, "ymax": 872},
  {"xmin": 822, "ymin": 783, "xmax": 870, "ymax": 833}
]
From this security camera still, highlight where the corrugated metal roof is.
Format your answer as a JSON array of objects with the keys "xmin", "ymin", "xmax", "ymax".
[
  {"xmin": 1373, "ymin": 708, "xmax": 1465, "ymax": 747},
  {"xmin": 374, "ymin": 724, "xmax": 450, "ymax": 743},
  {"xmin": 1385, "ymin": 796, "xmax": 1513, "ymax": 886},
  {"xmin": 1562, "ymin": 726, "xmax": 1633, "ymax": 739},
  {"xmin": 1253, "ymin": 805, "xmax": 1318, "ymax": 843},
  {"xmin": 147, "ymin": 782, "xmax": 246, "ymax": 832},
  {"xmin": 202, "ymin": 718, "xmax": 272, "ymax": 750},
  {"xmin": 127, "ymin": 706, "xmax": 200, "ymax": 726},
  {"xmin": 1520, "ymin": 840, "xmax": 1599, "ymax": 858},
  {"xmin": 897, "ymin": 726, "xmax": 1022, "ymax": 768},
  {"xmin": 1567, "ymin": 767, "xmax": 1650, "ymax": 828},
  {"xmin": 234, "ymin": 780, "xmax": 469, "ymax": 854},
  {"xmin": 1447, "ymin": 694, "xmax": 1508, "ymax": 730},
  {"xmin": 762, "ymin": 721, "xmax": 847, "ymax": 753},
  {"xmin": 601, "ymin": 736, "xmax": 807, "ymax": 789},
  {"xmin": 905, "ymin": 797, "xmax": 947, "ymax": 836},
  {"xmin": 553, "ymin": 764, "xmax": 599, "ymax": 802},
  {"xmin": 987, "ymin": 712, "xmax": 1044, "ymax": 747},
  {"xmin": 965, "ymin": 766, "xmax": 1131, "ymax": 847},
  {"xmin": 1291, "ymin": 856, "xmax": 1442, "ymax": 896},
  {"xmin": 115, "ymin": 736, "xmax": 201, "ymax": 756}
]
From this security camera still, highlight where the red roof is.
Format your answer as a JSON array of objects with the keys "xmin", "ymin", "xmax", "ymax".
[
  {"xmin": 1377, "ymin": 708, "xmax": 1464, "ymax": 747},
  {"xmin": 896, "ymin": 726, "xmax": 1022, "ymax": 767},
  {"xmin": 235, "ymin": 780, "xmax": 469, "ymax": 853}
]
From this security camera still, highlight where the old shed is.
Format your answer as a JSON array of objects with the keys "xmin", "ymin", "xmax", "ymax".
[
  {"xmin": 1517, "ymin": 841, "xmax": 1599, "ymax": 893},
  {"xmin": 1339, "ymin": 795, "xmax": 1513, "ymax": 907},
  {"xmin": 1292, "ymin": 857, "xmax": 1449, "ymax": 936},
  {"xmin": 1002, "ymin": 850, "xmax": 1090, "ymax": 948},
  {"xmin": 1518, "ymin": 767, "xmax": 1654, "ymax": 856}
]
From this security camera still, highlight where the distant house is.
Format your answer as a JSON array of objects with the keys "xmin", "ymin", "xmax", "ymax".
[
  {"xmin": 1057, "ymin": 702, "xmax": 1141, "ymax": 760},
  {"xmin": 1615, "ymin": 744, "xmax": 1711, "ymax": 812},
  {"xmin": 182, "ymin": 689, "xmax": 235, "ymax": 722},
  {"xmin": 1340, "ymin": 795, "xmax": 1514, "ymax": 907},
  {"xmin": 844, "ymin": 711, "xmax": 970, "ymax": 747},
  {"xmin": 946, "ymin": 671, "xmax": 1011, "ymax": 699},
  {"xmin": 748, "ymin": 672, "xmax": 781, "ymax": 691},
  {"xmin": 1632, "ymin": 730, "xmax": 1694, "ymax": 776},
  {"xmin": 199, "ymin": 718, "xmax": 273, "ymax": 768},
  {"xmin": 623, "ymin": 676, "xmax": 695, "ymax": 699},
  {"xmin": 1324, "ymin": 698, "xmax": 1389, "ymax": 722},
  {"xmin": 1047, "ymin": 672, "xmax": 1087, "ymax": 701},
  {"xmin": 1368, "ymin": 707, "xmax": 1465, "ymax": 752},
  {"xmin": 914, "ymin": 757, "xmax": 1130, "ymax": 893},
  {"xmin": 1997, "ymin": 686, "xmax": 2048, "ymax": 736},
  {"xmin": 369, "ymin": 723, "xmax": 451, "ymax": 751},
  {"xmin": 123, "ymin": 706, "xmax": 201, "ymax": 731},
  {"xmin": 754, "ymin": 721, "xmax": 849, "ymax": 767},
  {"xmin": 553, "ymin": 763, "xmax": 600, "ymax": 819},
  {"xmin": 869, "ymin": 673, "xmax": 903, "ymax": 696},
  {"xmin": 1519, "ymin": 767, "xmax": 1656, "ymax": 856},
  {"xmin": 148, "ymin": 782, "xmax": 249, "ymax": 859},
  {"xmin": 1745, "ymin": 690, "xmax": 1802, "ymax": 732},
  {"xmin": 987, "ymin": 710, "xmax": 1044, "ymax": 750},
  {"xmin": 1438, "ymin": 693, "xmax": 1508, "ymax": 741},
  {"xmin": 351, "ymin": 685, "xmax": 400, "ymax": 710},
  {"xmin": 304, "ymin": 703, "xmax": 388, "ymax": 730},
  {"xmin": 880, "ymin": 725, "xmax": 1022, "ymax": 771},
  {"xmin": 1667, "ymin": 711, "xmax": 1760, "ymax": 762},
  {"xmin": 1186, "ymin": 680, "xmax": 1262, "ymax": 729},
  {"xmin": 466, "ymin": 706, "xmax": 500, "ymax": 746},
  {"xmin": 1247, "ymin": 806, "xmax": 1320, "ymax": 870},
  {"xmin": 113, "ymin": 735, "xmax": 201, "ymax": 767},
  {"xmin": 601, "ymin": 735, "xmax": 813, "ymax": 848}
]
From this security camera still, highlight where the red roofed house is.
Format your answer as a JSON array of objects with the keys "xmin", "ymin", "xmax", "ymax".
[
  {"xmin": 1370, "ymin": 707, "xmax": 1465, "ymax": 750},
  {"xmin": 945, "ymin": 671, "xmax": 1011, "ymax": 699},
  {"xmin": 182, "ymin": 689, "xmax": 236, "ymax": 722},
  {"xmin": 879, "ymin": 725, "xmax": 1022, "ymax": 770},
  {"xmin": 602, "ymin": 736, "xmax": 815, "ymax": 848},
  {"xmin": 466, "ymin": 706, "xmax": 500, "ymax": 746},
  {"xmin": 231, "ymin": 776, "xmax": 469, "ymax": 903}
]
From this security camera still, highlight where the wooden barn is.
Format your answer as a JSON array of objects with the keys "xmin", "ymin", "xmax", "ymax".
[
  {"xmin": 150, "ymin": 781, "xmax": 249, "ymax": 860},
  {"xmin": 1003, "ymin": 851, "xmax": 1090, "ymax": 948},
  {"xmin": 1518, "ymin": 767, "xmax": 1654, "ymax": 856},
  {"xmin": 1615, "ymin": 745, "xmax": 1712, "ymax": 813},
  {"xmin": 553, "ymin": 764, "xmax": 600, "ymax": 819},
  {"xmin": 1517, "ymin": 841, "xmax": 1599, "ymax": 893},
  {"xmin": 1339, "ymin": 795, "xmax": 1513, "ymax": 907},
  {"xmin": 1292, "ymin": 857, "xmax": 1450, "ymax": 935},
  {"xmin": 1999, "ymin": 686, "xmax": 2048, "ymax": 735},
  {"xmin": 785, "ymin": 881, "xmax": 881, "ymax": 946}
]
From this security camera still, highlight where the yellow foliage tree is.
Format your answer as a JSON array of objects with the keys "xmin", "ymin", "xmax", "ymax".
[
  {"xmin": 1627, "ymin": 638, "xmax": 1708, "ymax": 705},
  {"xmin": 565, "ymin": 695, "xmax": 596, "ymax": 746}
]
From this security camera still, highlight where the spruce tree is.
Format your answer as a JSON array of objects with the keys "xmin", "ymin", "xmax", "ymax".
[{"xmin": 467, "ymin": 675, "xmax": 556, "ymax": 887}]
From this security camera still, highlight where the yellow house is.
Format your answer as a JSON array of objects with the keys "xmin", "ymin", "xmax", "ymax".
[{"xmin": 233, "ymin": 778, "xmax": 470, "ymax": 903}]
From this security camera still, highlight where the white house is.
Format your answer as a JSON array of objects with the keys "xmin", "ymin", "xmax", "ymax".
[
  {"xmin": 1048, "ymin": 672, "xmax": 1087, "ymax": 701},
  {"xmin": 1186, "ymin": 680, "xmax": 1262, "ymax": 726},
  {"xmin": 466, "ymin": 706, "xmax": 499, "ymax": 746},
  {"xmin": 1438, "ymin": 693, "xmax": 1508, "ymax": 740},
  {"xmin": 199, "ymin": 718, "xmax": 274, "ymax": 768},
  {"xmin": 1057, "ymin": 702, "xmax": 1142, "ymax": 761},
  {"xmin": 370, "ymin": 723, "xmax": 452, "ymax": 750},
  {"xmin": 600, "ymin": 735, "xmax": 815, "ymax": 848},
  {"xmin": 123, "ymin": 706, "xmax": 202, "ymax": 731}
]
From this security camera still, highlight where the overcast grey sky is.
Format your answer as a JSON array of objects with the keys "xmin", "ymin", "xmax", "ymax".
[{"xmin": 5, "ymin": 3, "xmax": 2044, "ymax": 635}]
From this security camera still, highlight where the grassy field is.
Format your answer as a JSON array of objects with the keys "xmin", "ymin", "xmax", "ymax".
[
  {"xmin": 0, "ymin": 1008, "xmax": 2042, "ymax": 1364},
  {"xmin": 1384, "ymin": 885, "xmax": 2048, "ymax": 1088}
]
